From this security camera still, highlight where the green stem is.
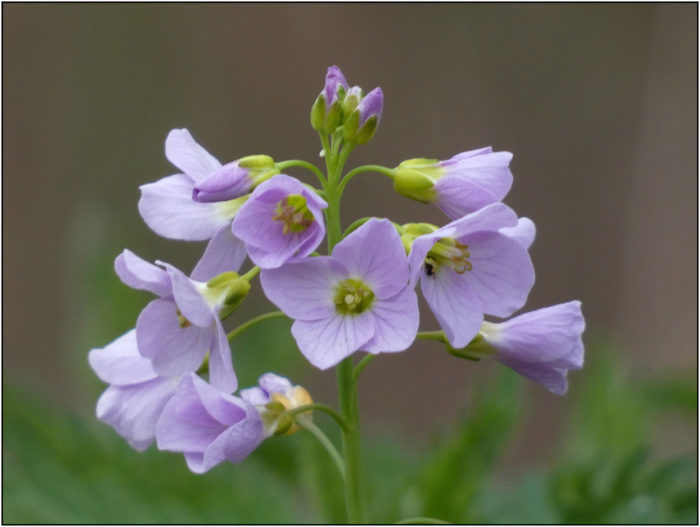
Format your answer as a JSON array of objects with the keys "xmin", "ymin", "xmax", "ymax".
[
  {"xmin": 322, "ymin": 134, "xmax": 366, "ymax": 523},
  {"xmin": 275, "ymin": 159, "xmax": 326, "ymax": 185},
  {"xmin": 395, "ymin": 517, "xmax": 451, "ymax": 525},
  {"xmin": 342, "ymin": 217, "xmax": 373, "ymax": 238},
  {"xmin": 226, "ymin": 311, "xmax": 288, "ymax": 341},
  {"xmin": 286, "ymin": 403, "xmax": 348, "ymax": 431},
  {"xmin": 339, "ymin": 164, "xmax": 395, "ymax": 194},
  {"xmin": 241, "ymin": 266, "xmax": 260, "ymax": 282},
  {"xmin": 336, "ymin": 358, "xmax": 365, "ymax": 523},
  {"xmin": 297, "ymin": 418, "xmax": 346, "ymax": 481},
  {"xmin": 353, "ymin": 354, "xmax": 376, "ymax": 380},
  {"xmin": 416, "ymin": 330, "xmax": 447, "ymax": 342}
]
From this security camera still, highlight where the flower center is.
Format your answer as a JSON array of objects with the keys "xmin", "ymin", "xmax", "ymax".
[
  {"xmin": 272, "ymin": 194, "xmax": 314, "ymax": 234},
  {"xmin": 426, "ymin": 238, "xmax": 473, "ymax": 275},
  {"xmin": 175, "ymin": 308, "xmax": 191, "ymax": 328},
  {"xmin": 334, "ymin": 278, "xmax": 375, "ymax": 315}
]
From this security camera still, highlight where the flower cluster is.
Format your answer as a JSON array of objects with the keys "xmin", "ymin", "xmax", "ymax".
[{"xmin": 90, "ymin": 65, "xmax": 585, "ymax": 477}]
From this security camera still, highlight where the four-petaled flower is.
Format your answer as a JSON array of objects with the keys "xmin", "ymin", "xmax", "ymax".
[
  {"xmin": 232, "ymin": 174, "xmax": 327, "ymax": 269},
  {"xmin": 407, "ymin": 203, "xmax": 535, "ymax": 348},
  {"xmin": 261, "ymin": 218, "xmax": 419, "ymax": 369},
  {"xmin": 115, "ymin": 249, "xmax": 239, "ymax": 391}
]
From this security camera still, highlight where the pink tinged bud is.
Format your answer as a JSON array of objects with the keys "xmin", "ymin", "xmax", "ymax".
[
  {"xmin": 192, "ymin": 162, "xmax": 252, "ymax": 203},
  {"xmin": 344, "ymin": 87, "xmax": 384, "ymax": 145},
  {"xmin": 323, "ymin": 65, "xmax": 348, "ymax": 108},
  {"xmin": 357, "ymin": 87, "xmax": 383, "ymax": 126}
]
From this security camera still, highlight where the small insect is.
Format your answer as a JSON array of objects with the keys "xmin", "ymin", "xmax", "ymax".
[{"xmin": 424, "ymin": 261, "xmax": 436, "ymax": 276}]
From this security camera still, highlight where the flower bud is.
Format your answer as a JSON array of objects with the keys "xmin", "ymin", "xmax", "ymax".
[
  {"xmin": 310, "ymin": 93, "xmax": 327, "ymax": 132},
  {"xmin": 311, "ymin": 65, "xmax": 349, "ymax": 134},
  {"xmin": 342, "ymin": 86, "xmax": 362, "ymax": 120},
  {"xmin": 343, "ymin": 87, "xmax": 383, "ymax": 145},
  {"xmin": 260, "ymin": 385, "xmax": 313, "ymax": 436},
  {"xmin": 192, "ymin": 155, "xmax": 278, "ymax": 203}
]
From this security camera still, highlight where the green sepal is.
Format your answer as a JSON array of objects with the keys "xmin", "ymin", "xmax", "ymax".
[
  {"xmin": 446, "ymin": 333, "xmax": 497, "ymax": 361},
  {"xmin": 238, "ymin": 155, "xmax": 275, "ymax": 169},
  {"xmin": 342, "ymin": 89, "xmax": 362, "ymax": 120},
  {"xmin": 393, "ymin": 167, "xmax": 439, "ymax": 203},
  {"xmin": 342, "ymin": 110, "xmax": 360, "ymax": 143},
  {"xmin": 310, "ymin": 93, "xmax": 326, "ymax": 132},
  {"xmin": 206, "ymin": 271, "xmax": 252, "ymax": 320},
  {"xmin": 354, "ymin": 115, "xmax": 379, "ymax": 145},
  {"xmin": 323, "ymin": 100, "xmax": 342, "ymax": 135}
]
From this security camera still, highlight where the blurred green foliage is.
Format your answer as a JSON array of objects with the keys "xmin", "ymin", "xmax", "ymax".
[
  {"xmin": 6, "ymin": 250, "xmax": 698, "ymax": 523},
  {"xmin": 4, "ymin": 341, "xmax": 696, "ymax": 524}
]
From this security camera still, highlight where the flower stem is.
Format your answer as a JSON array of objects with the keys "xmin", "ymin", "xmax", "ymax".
[
  {"xmin": 323, "ymin": 134, "xmax": 366, "ymax": 524},
  {"xmin": 226, "ymin": 311, "xmax": 288, "ymax": 341},
  {"xmin": 275, "ymin": 159, "xmax": 326, "ymax": 185},
  {"xmin": 353, "ymin": 353, "xmax": 376, "ymax": 380},
  {"xmin": 336, "ymin": 357, "xmax": 365, "ymax": 523},
  {"xmin": 416, "ymin": 330, "xmax": 447, "ymax": 342},
  {"xmin": 286, "ymin": 403, "xmax": 348, "ymax": 431},
  {"xmin": 241, "ymin": 266, "xmax": 260, "ymax": 282},
  {"xmin": 339, "ymin": 164, "xmax": 395, "ymax": 194},
  {"xmin": 297, "ymin": 418, "xmax": 346, "ymax": 481}
]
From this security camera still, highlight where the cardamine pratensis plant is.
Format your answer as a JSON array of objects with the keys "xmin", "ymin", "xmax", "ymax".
[{"xmin": 89, "ymin": 65, "xmax": 585, "ymax": 524}]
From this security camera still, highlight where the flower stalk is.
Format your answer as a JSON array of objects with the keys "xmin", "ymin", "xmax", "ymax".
[{"xmin": 323, "ymin": 133, "xmax": 367, "ymax": 524}]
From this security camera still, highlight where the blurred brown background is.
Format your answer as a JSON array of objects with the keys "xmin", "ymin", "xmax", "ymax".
[{"xmin": 4, "ymin": 4, "xmax": 696, "ymax": 464}]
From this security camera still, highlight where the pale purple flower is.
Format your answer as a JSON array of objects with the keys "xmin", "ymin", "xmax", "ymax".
[
  {"xmin": 436, "ymin": 147, "xmax": 513, "ymax": 219},
  {"xmin": 138, "ymin": 129, "xmax": 255, "ymax": 242},
  {"xmin": 88, "ymin": 330, "xmax": 179, "ymax": 450},
  {"xmin": 156, "ymin": 374, "xmax": 264, "ymax": 474},
  {"xmin": 500, "ymin": 217, "xmax": 536, "ymax": 249},
  {"xmin": 115, "ymin": 249, "xmax": 237, "ymax": 391},
  {"xmin": 480, "ymin": 301, "xmax": 585, "ymax": 395},
  {"xmin": 232, "ymin": 174, "xmax": 327, "ymax": 269},
  {"xmin": 408, "ymin": 203, "xmax": 535, "ymax": 349},
  {"xmin": 393, "ymin": 147, "xmax": 513, "ymax": 219},
  {"xmin": 261, "ymin": 219, "xmax": 419, "ymax": 369}
]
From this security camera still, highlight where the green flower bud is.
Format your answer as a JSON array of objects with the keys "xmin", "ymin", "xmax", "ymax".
[
  {"xmin": 342, "ymin": 86, "xmax": 362, "ymax": 120},
  {"xmin": 323, "ymin": 99, "xmax": 342, "ymax": 134},
  {"xmin": 310, "ymin": 93, "xmax": 326, "ymax": 132},
  {"xmin": 342, "ymin": 110, "xmax": 360, "ymax": 142}
]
